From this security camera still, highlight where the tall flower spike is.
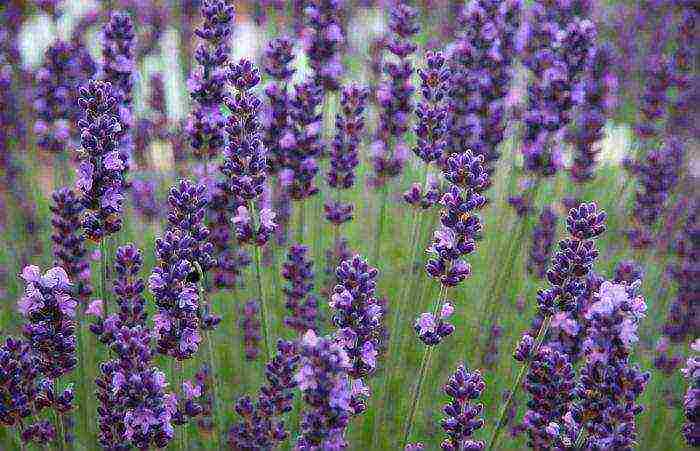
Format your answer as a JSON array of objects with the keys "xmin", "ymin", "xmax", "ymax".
[
  {"xmin": 89, "ymin": 244, "xmax": 147, "ymax": 344},
  {"xmin": 440, "ymin": 364, "xmax": 486, "ymax": 451},
  {"xmin": 148, "ymin": 230, "xmax": 201, "ymax": 360},
  {"xmin": 188, "ymin": 0, "xmax": 235, "ymax": 159},
  {"xmin": 305, "ymin": 0, "xmax": 345, "ymax": 92},
  {"xmin": 414, "ymin": 51, "xmax": 450, "ymax": 166},
  {"xmin": 102, "ymin": 12, "xmax": 135, "ymax": 161},
  {"xmin": 286, "ymin": 80, "xmax": 324, "ymax": 201},
  {"xmin": 34, "ymin": 40, "xmax": 96, "ymax": 153},
  {"xmin": 50, "ymin": 187, "xmax": 92, "ymax": 305},
  {"xmin": 263, "ymin": 36, "xmax": 296, "ymax": 174},
  {"xmin": 19, "ymin": 266, "xmax": 77, "ymax": 379},
  {"xmin": 448, "ymin": 0, "xmax": 521, "ymax": 174},
  {"xmin": 682, "ymin": 340, "xmax": 700, "ymax": 447},
  {"xmin": 228, "ymin": 339, "xmax": 300, "ymax": 448},
  {"xmin": 75, "ymin": 80, "xmax": 125, "ymax": 242},
  {"xmin": 241, "ymin": 299, "xmax": 262, "ymax": 360},
  {"xmin": 371, "ymin": 3, "xmax": 419, "ymax": 187},
  {"xmin": 527, "ymin": 206, "xmax": 559, "ymax": 279},
  {"xmin": 295, "ymin": 330, "xmax": 353, "ymax": 449},
  {"xmin": 282, "ymin": 244, "xmax": 318, "ymax": 334},
  {"xmin": 325, "ymin": 83, "xmax": 368, "ymax": 225}
]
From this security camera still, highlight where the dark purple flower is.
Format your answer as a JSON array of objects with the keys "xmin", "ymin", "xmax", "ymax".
[
  {"xmin": 403, "ymin": 176, "xmax": 441, "ymax": 210},
  {"xmin": 330, "ymin": 255, "xmax": 382, "ymax": 383},
  {"xmin": 131, "ymin": 178, "xmax": 160, "ymax": 221},
  {"xmin": 50, "ymin": 187, "xmax": 92, "ymax": 305},
  {"xmin": 514, "ymin": 333, "xmax": 535, "ymax": 362},
  {"xmin": 33, "ymin": 40, "xmax": 96, "ymax": 153},
  {"xmin": 240, "ymin": 299, "xmax": 262, "ymax": 361},
  {"xmin": 282, "ymin": 244, "xmax": 318, "ymax": 335},
  {"xmin": 208, "ymin": 187, "xmax": 251, "ymax": 289},
  {"xmin": 0, "ymin": 337, "xmax": 45, "ymax": 429},
  {"xmin": 414, "ymin": 302, "xmax": 456, "ymax": 346},
  {"xmin": 295, "ymin": 330, "xmax": 353, "ymax": 449},
  {"xmin": 682, "ymin": 341, "xmax": 700, "ymax": 447},
  {"xmin": 187, "ymin": 0, "xmax": 234, "ymax": 160},
  {"xmin": 149, "ymin": 230, "xmax": 201, "ymax": 360},
  {"xmin": 440, "ymin": 364, "xmax": 486, "ymax": 451},
  {"xmin": 228, "ymin": 339, "xmax": 300, "ymax": 448},
  {"xmin": 74, "ymin": 80, "xmax": 126, "ymax": 242},
  {"xmin": 527, "ymin": 206, "xmax": 559, "ymax": 279},
  {"xmin": 18, "ymin": 265, "xmax": 77, "ymax": 379},
  {"xmin": 448, "ymin": 0, "xmax": 521, "ymax": 174},
  {"xmin": 102, "ymin": 12, "xmax": 135, "ymax": 160},
  {"xmin": 414, "ymin": 51, "xmax": 450, "ymax": 166},
  {"xmin": 304, "ymin": 0, "xmax": 345, "ymax": 92}
]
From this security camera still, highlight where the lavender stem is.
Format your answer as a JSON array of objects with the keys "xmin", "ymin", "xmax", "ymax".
[{"xmin": 250, "ymin": 201, "xmax": 272, "ymax": 362}]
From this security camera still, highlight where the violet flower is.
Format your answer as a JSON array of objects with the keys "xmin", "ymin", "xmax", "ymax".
[
  {"xmin": 304, "ymin": 0, "xmax": 345, "ymax": 92},
  {"xmin": 526, "ymin": 206, "xmax": 558, "ymax": 280},
  {"xmin": 682, "ymin": 340, "xmax": 699, "ymax": 447},
  {"xmin": 295, "ymin": 330, "xmax": 354, "ymax": 449},
  {"xmin": 282, "ymin": 244, "xmax": 318, "ymax": 335},
  {"xmin": 228, "ymin": 339, "xmax": 299, "ymax": 448},
  {"xmin": 440, "ymin": 364, "xmax": 486, "ymax": 451},
  {"xmin": 74, "ymin": 80, "xmax": 126, "ymax": 242},
  {"xmin": 240, "ymin": 299, "xmax": 262, "ymax": 361},
  {"xmin": 34, "ymin": 40, "xmax": 96, "ymax": 154},
  {"xmin": 414, "ymin": 51, "xmax": 450, "ymax": 168},
  {"xmin": 209, "ymin": 187, "xmax": 251, "ymax": 289},
  {"xmin": 18, "ymin": 265, "xmax": 77, "ymax": 379},
  {"xmin": 371, "ymin": 4, "xmax": 419, "ymax": 187},
  {"xmin": 102, "ymin": 12, "xmax": 135, "ymax": 162},
  {"xmin": 187, "ymin": 0, "xmax": 234, "ymax": 160},
  {"xmin": 50, "ymin": 187, "xmax": 92, "ymax": 305},
  {"xmin": 148, "ymin": 230, "xmax": 202, "ymax": 360},
  {"xmin": 325, "ymin": 83, "xmax": 368, "ymax": 225}
]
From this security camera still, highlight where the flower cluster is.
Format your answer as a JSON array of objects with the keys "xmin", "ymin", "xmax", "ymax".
[
  {"xmin": 167, "ymin": 179, "xmax": 216, "ymax": 277},
  {"xmin": 414, "ymin": 302, "xmax": 456, "ymax": 346},
  {"xmin": 50, "ymin": 187, "xmax": 92, "ymax": 304},
  {"xmin": 89, "ymin": 244, "xmax": 147, "ymax": 343},
  {"xmin": 0, "ymin": 337, "xmax": 44, "ymax": 429},
  {"xmin": 522, "ymin": 346, "xmax": 576, "ymax": 449},
  {"xmin": 330, "ymin": 255, "xmax": 381, "ymax": 381},
  {"xmin": 371, "ymin": 4, "xmax": 419, "ymax": 186},
  {"xmin": 664, "ymin": 201, "xmax": 698, "ymax": 343},
  {"xmin": 18, "ymin": 266, "xmax": 77, "ymax": 379},
  {"xmin": 682, "ymin": 340, "xmax": 699, "ymax": 447},
  {"xmin": 131, "ymin": 178, "xmax": 160, "ymax": 221},
  {"xmin": 187, "ymin": 0, "xmax": 234, "ymax": 159},
  {"xmin": 149, "ymin": 230, "xmax": 202, "ymax": 360},
  {"xmin": 34, "ymin": 40, "xmax": 96, "ymax": 153},
  {"xmin": 228, "ymin": 339, "xmax": 299, "ymax": 448},
  {"xmin": 567, "ymin": 44, "xmax": 615, "ymax": 183},
  {"xmin": 440, "ymin": 364, "xmax": 486, "ymax": 451},
  {"xmin": 282, "ymin": 244, "xmax": 318, "ymax": 334},
  {"xmin": 325, "ymin": 84, "xmax": 368, "ymax": 225},
  {"xmin": 75, "ymin": 80, "xmax": 127, "ymax": 242},
  {"xmin": 403, "ymin": 175, "xmax": 440, "ymax": 210},
  {"xmin": 627, "ymin": 139, "xmax": 685, "ymax": 248},
  {"xmin": 263, "ymin": 36, "xmax": 296, "ymax": 174},
  {"xmin": 414, "ymin": 51, "xmax": 450, "ymax": 166},
  {"xmin": 295, "ymin": 330, "xmax": 354, "ymax": 449},
  {"xmin": 102, "ymin": 12, "xmax": 135, "ymax": 158},
  {"xmin": 521, "ymin": 0, "xmax": 596, "ymax": 176},
  {"xmin": 240, "ymin": 299, "xmax": 262, "ymax": 360},
  {"xmin": 425, "ymin": 151, "xmax": 488, "ymax": 288},
  {"xmin": 526, "ymin": 206, "xmax": 559, "ymax": 279},
  {"xmin": 209, "ymin": 186, "xmax": 251, "ymax": 289},
  {"xmin": 449, "ymin": 0, "xmax": 521, "ymax": 173},
  {"xmin": 285, "ymin": 80, "xmax": 324, "ymax": 201},
  {"xmin": 304, "ymin": 0, "xmax": 345, "ymax": 92}
]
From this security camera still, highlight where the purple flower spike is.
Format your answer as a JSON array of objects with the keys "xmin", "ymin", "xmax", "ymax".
[
  {"xmin": 19, "ymin": 265, "xmax": 77, "ymax": 379},
  {"xmin": 240, "ymin": 299, "xmax": 262, "ymax": 360},
  {"xmin": 50, "ymin": 187, "xmax": 93, "ymax": 304},
  {"xmin": 90, "ymin": 244, "xmax": 147, "ymax": 344},
  {"xmin": 264, "ymin": 36, "xmax": 296, "ymax": 174},
  {"xmin": 331, "ymin": 255, "xmax": 382, "ymax": 383},
  {"xmin": 440, "ymin": 364, "xmax": 486, "ymax": 451},
  {"xmin": 527, "ymin": 206, "xmax": 559, "ymax": 279},
  {"xmin": 102, "ymin": 11, "xmax": 135, "ymax": 159},
  {"xmin": 34, "ymin": 40, "xmax": 96, "ymax": 153},
  {"xmin": 287, "ymin": 80, "xmax": 324, "ymax": 201},
  {"xmin": 414, "ymin": 301, "xmax": 456, "ymax": 346},
  {"xmin": 414, "ymin": 51, "xmax": 450, "ymax": 166},
  {"xmin": 304, "ymin": 0, "xmax": 346, "ymax": 92},
  {"xmin": 75, "ymin": 80, "xmax": 126, "ymax": 242},
  {"xmin": 682, "ymin": 341, "xmax": 700, "ymax": 447},
  {"xmin": 149, "ymin": 230, "xmax": 201, "ymax": 361},
  {"xmin": 0, "ymin": 338, "xmax": 45, "ymax": 430},
  {"xmin": 228, "ymin": 339, "xmax": 299, "ymax": 448},
  {"xmin": 282, "ymin": 244, "xmax": 318, "ymax": 335},
  {"xmin": 295, "ymin": 330, "xmax": 353, "ymax": 449},
  {"xmin": 188, "ymin": 0, "xmax": 235, "ymax": 160}
]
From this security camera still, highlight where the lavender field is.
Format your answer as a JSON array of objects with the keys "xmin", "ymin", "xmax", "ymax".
[{"xmin": 0, "ymin": 0, "xmax": 697, "ymax": 450}]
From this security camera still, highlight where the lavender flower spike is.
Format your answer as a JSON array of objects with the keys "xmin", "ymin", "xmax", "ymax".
[{"xmin": 441, "ymin": 364, "xmax": 486, "ymax": 451}]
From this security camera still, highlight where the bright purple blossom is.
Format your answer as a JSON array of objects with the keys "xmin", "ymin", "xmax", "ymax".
[{"xmin": 440, "ymin": 364, "xmax": 486, "ymax": 451}]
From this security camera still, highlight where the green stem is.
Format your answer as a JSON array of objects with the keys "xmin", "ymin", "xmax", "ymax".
[
  {"xmin": 250, "ymin": 202, "xmax": 272, "ymax": 362},
  {"xmin": 402, "ymin": 283, "xmax": 448, "ymax": 447},
  {"xmin": 296, "ymin": 201, "xmax": 305, "ymax": 244},
  {"xmin": 574, "ymin": 429, "xmax": 586, "ymax": 449},
  {"xmin": 373, "ymin": 184, "xmax": 389, "ymax": 263},
  {"xmin": 486, "ymin": 315, "xmax": 552, "ymax": 450}
]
